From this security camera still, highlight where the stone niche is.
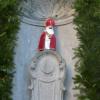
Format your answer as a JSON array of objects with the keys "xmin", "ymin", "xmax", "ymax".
[{"xmin": 28, "ymin": 50, "xmax": 66, "ymax": 100}]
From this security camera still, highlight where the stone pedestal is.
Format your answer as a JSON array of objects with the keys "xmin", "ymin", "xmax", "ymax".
[{"xmin": 28, "ymin": 50, "xmax": 66, "ymax": 100}]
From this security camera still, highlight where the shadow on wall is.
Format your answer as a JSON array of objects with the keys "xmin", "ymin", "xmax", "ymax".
[
  {"xmin": 63, "ymin": 64, "xmax": 73, "ymax": 100},
  {"xmin": 54, "ymin": 26, "xmax": 61, "ymax": 53}
]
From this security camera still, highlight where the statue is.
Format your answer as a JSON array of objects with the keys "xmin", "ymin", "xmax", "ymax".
[
  {"xmin": 28, "ymin": 18, "xmax": 66, "ymax": 100},
  {"xmin": 38, "ymin": 18, "xmax": 56, "ymax": 51}
]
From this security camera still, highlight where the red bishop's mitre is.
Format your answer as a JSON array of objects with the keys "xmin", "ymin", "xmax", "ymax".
[{"xmin": 45, "ymin": 18, "xmax": 55, "ymax": 27}]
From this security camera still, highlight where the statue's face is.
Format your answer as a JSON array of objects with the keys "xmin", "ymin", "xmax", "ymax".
[
  {"xmin": 46, "ymin": 26, "xmax": 54, "ymax": 35},
  {"xmin": 48, "ymin": 26, "xmax": 53, "ymax": 29}
]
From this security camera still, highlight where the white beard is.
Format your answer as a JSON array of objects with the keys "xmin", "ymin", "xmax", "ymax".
[
  {"xmin": 45, "ymin": 26, "xmax": 54, "ymax": 49},
  {"xmin": 45, "ymin": 27, "xmax": 54, "ymax": 35}
]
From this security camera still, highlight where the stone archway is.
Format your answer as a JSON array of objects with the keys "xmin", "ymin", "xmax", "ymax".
[{"xmin": 19, "ymin": 0, "xmax": 74, "ymax": 26}]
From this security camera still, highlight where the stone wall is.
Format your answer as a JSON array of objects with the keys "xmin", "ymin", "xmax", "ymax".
[{"xmin": 13, "ymin": 20, "xmax": 78, "ymax": 100}]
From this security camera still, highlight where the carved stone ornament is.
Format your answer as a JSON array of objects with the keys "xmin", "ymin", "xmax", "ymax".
[
  {"xmin": 20, "ymin": 0, "xmax": 75, "ymax": 26},
  {"xmin": 28, "ymin": 50, "xmax": 66, "ymax": 100}
]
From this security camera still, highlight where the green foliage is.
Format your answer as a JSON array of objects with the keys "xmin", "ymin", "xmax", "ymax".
[
  {"xmin": 0, "ymin": 0, "xmax": 19, "ymax": 99},
  {"xmin": 74, "ymin": 0, "xmax": 100, "ymax": 100}
]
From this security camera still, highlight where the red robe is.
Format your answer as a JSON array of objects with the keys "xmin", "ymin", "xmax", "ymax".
[{"xmin": 38, "ymin": 32, "xmax": 56, "ymax": 51}]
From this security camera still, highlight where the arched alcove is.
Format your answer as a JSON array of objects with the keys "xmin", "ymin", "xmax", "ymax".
[{"xmin": 13, "ymin": 1, "xmax": 78, "ymax": 100}]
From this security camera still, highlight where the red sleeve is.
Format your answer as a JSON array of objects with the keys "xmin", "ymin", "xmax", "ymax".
[
  {"xmin": 50, "ymin": 34, "xmax": 56, "ymax": 50},
  {"xmin": 38, "ymin": 32, "xmax": 46, "ymax": 51}
]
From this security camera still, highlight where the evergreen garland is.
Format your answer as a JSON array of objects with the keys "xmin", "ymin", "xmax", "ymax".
[
  {"xmin": 0, "ymin": 0, "xmax": 19, "ymax": 99},
  {"xmin": 74, "ymin": 0, "xmax": 100, "ymax": 100}
]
